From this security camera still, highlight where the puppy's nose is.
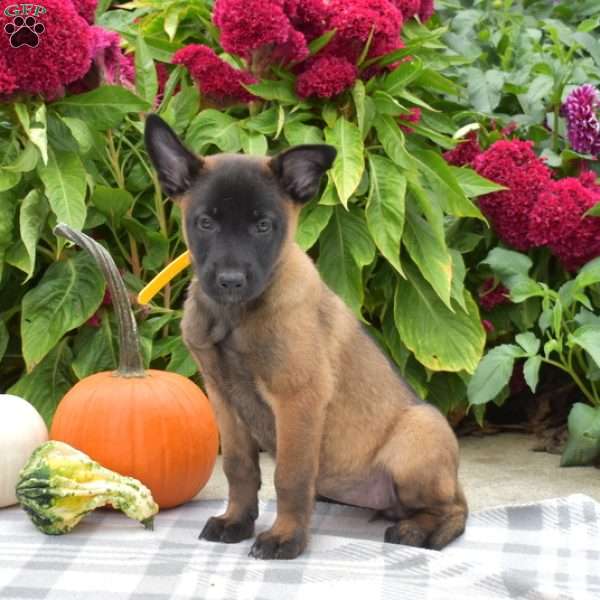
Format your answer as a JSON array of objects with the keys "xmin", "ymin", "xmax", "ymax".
[{"xmin": 217, "ymin": 270, "xmax": 247, "ymax": 290}]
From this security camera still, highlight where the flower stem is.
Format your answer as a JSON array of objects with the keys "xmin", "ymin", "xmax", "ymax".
[
  {"xmin": 54, "ymin": 224, "xmax": 145, "ymax": 378},
  {"xmin": 541, "ymin": 357, "xmax": 597, "ymax": 405}
]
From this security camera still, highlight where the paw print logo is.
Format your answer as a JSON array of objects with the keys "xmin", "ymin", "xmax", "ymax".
[{"xmin": 4, "ymin": 15, "xmax": 45, "ymax": 48}]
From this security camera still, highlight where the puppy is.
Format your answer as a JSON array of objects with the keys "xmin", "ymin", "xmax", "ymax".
[{"xmin": 144, "ymin": 114, "xmax": 468, "ymax": 560}]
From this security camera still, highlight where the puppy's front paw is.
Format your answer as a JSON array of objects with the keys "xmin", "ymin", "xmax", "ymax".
[
  {"xmin": 249, "ymin": 528, "xmax": 307, "ymax": 560},
  {"xmin": 199, "ymin": 515, "xmax": 254, "ymax": 544}
]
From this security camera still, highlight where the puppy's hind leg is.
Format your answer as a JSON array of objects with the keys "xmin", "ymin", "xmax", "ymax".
[{"xmin": 377, "ymin": 405, "xmax": 468, "ymax": 550}]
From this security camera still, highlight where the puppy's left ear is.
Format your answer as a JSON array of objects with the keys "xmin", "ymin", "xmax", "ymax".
[{"xmin": 269, "ymin": 144, "xmax": 337, "ymax": 203}]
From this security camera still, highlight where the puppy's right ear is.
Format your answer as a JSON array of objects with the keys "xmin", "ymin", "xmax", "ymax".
[{"xmin": 144, "ymin": 114, "xmax": 203, "ymax": 198}]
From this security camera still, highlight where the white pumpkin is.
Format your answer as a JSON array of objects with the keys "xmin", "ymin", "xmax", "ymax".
[{"xmin": 0, "ymin": 394, "xmax": 48, "ymax": 507}]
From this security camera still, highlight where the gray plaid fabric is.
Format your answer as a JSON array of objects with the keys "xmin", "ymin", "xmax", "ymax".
[{"xmin": 1, "ymin": 493, "xmax": 599, "ymax": 599}]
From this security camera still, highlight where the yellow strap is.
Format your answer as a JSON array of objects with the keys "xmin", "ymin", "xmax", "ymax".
[{"xmin": 137, "ymin": 251, "xmax": 192, "ymax": 305}]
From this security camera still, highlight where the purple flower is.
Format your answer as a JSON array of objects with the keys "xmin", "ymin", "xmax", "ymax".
[{"xmin": 562, "ymin": 84, "xmax": 600, "ymax": 155}]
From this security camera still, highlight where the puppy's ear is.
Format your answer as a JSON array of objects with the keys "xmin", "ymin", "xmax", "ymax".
[
  {"xmin": 269, "ymin": 144, "xmax": 337, "ymax": 203},
  {"xmin": 144, "ymin": 114, "xmax": 203, "ymax": 198}
]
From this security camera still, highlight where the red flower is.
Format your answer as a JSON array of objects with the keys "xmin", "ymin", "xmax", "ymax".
[
  {"xmin": 418, "ymin": 0, "xmax": 435, "ymax": 22},
  {"xmin": 172, "ymin": 44, "xmax": 256, "ymax": 104},
  {"xmin": 283, "ymin": 0, "xmax": 330, "ymax": 41},
  {"xmin": 528, "ymin": 177, "xmax": 600, "ymax": 271},
  {"xmin": 443, "ymin": 131, "xmax": 481, "ymax": 167},
  {"xmin": 399, "ymin": 107, "xmax": 421, "ymax": 133},
  {"xmin": 296, "ymin": 55, "xmax": 358, "ymax": 99},
  {"xmin": 478, "ymin": 278, "xmax": 510, "ymax": 311},
  {"xmin": 326, "ymin": 0, "xmax": 403, "ymax": 64},
  {"xmin": 579, "ymin": 169, "xmax": 600, "ymax": 194},
  {"xmin": 482, "ymin": 319, "xmax": 495, "ymax": 334},
  {"xmin": 213, "ymin": 0, "xmax": 307, "ymax": 63},
  {"xmin": 390, "ymin": 0, "xmax": 421, "ymax": 20},
  {"xmin": 71, "ymin": 0, "xmax": 97, "ymax": 24},
  {"xmin": 87, "ymin": 313, "xmax": 102, "ymax": 328},
  {"xmin": 0, "ymin": 54, "xmax": 17, "ymax": 96},
  {"xmin": 0, "ymin": 0, "xmax": 93, "ymax": 98},
  {"xmin": 473, "ymin": 140, "xmax": 552, "ymax": 251}
]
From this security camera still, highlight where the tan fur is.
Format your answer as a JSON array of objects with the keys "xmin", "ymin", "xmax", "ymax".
[{"xmin": 180, "ymin": 175, "xmax": 467, "ymax": 558}]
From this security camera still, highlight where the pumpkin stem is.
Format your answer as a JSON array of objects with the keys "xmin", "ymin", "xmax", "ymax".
[{"xmin": 54, "ymin": 224, "xmax": 145, "ymax": 378}]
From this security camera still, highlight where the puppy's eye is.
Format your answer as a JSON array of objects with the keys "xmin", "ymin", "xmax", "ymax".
[
  {"xmin": 196, "ymin": 216, "xmax": 215, "ymax": 231},
  {"xmin": 256, "ymin": 218, "xmax": 272, "ymax": 234}
]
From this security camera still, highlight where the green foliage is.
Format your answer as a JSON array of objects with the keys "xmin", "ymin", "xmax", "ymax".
[{"xmin": 469, "ymin": 250, "xmax": 600, "ymax": 465}]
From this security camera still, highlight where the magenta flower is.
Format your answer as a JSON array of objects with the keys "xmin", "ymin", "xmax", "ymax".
[
  {"xmin": 0, "ymin": 54, "xmax": 17, "ymax": 96},
  {"xmin": 213, "ymin": 0, "xmax": 308, "ymax": 63},
  {"xmin": 172, "ymin": 44, "xmax": 256, "ymax": 104},
  {"xmin": 528, "ymin": 177, "xmax": 600, "ymax": 271},
  {"xmin": 473, "ymin": 140, "xmax": 552, "ymax": 251},
  {"xmin": 0, "ymin": 0, "xmax": 93, "ymax": 98},
  {"xmin": 561, "ymin": 84, "xmax": 600, "ymax": 155},
  {"xmin": 478, "ymin": 279, "xmax": 510, "ymax": 311},
  {"xmin": 283, "ymin": 0, "xmax": 330, "ymax": 41},
  {"xmin": 443, "ymin": 131, "xmax": 481, "ymax": 167},
  {"xmin": 71, "ymin": 0, "xmax": 98, "ymax": 24},
  {"xmin": 326, "ymin": 0, "xmax": 403, "ymax": 63},
  {"xmin": 296, "ymin": 55, "xmax": 358, "ymax": 99}
]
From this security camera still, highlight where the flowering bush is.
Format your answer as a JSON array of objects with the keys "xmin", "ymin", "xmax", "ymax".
[{"xmin": 0, "ymin": 0, "xmax": 493, "ymax": 426}]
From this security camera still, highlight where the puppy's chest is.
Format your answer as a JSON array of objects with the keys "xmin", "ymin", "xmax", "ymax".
[{"xmin": 202, "ymin": 331, "xmax": 277, "ymax": 453}]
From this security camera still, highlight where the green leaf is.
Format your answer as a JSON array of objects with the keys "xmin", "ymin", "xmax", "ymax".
[
  {"xmin": 163, "ymin": 7, "xmax": 180, "ymax": 41},
  {"xmin": 284, "ymin": 121, "xmax": 323, "ymax": 146},
  {"xmin": 450, "ymin": 250, "xmax": 467, "ymax": 312},
  {"xmin": 480, "ymin": 247, "xmax": 533, "ymax": 279},
  {"xmin": 325, "ymin": 118, "xmax": 364, "ymax": 208},
  {"xmin": 467, "ymin": 345, "xmax": 524, "ymax": 405},
  {"xmin": 515, "ymin": 332, "xmax": 541, "ymax": 356},
  {"xmin": 309, "ymin": 29, "xmax": 336, "ymax": 55},
  {"xmin": 373, "ymin": 115, "xmax": 413, "ymax": 169},
  {"xmin": 3, "ymin": 142, "xmax": 39, "ymax": 172},
  {"xmin": 0, "ymin": 320, "xmax": 8, "ymax": 363},
  {"xmin": 246, "ymin": 107, "xmax": 279, "ymax": 135},
  {"xmin": 395, "ymin": 261, "xmax": 485, "ymax": 373},
  {"xmin": 21, "ymin": 253, "xmax": 105, "ymax": 370},
  {"xmin": 38, "ymin": 149, "xmax": 87, "ymax": 231},
  {"xmin": 20, "ymin": 190, "xmax": 49, "ymax": 281},
  {"xmin": 561, "ymin": 403, "xmax": 600, "ymax": 467},
  {"xmin": 72, "ymin": 317, "xmax": 117, "ymax": 380},
  {"xmin": 585, "ymin": 201, "xmax": 600, "ymax": 217},
  {"xmin": 8, "ymin": 341, "xmax": 74, "ymax": 427},
  {"xmin": 246, "ymin": 80, "xmax": 298, "ymax": 104},
  {"xmin": 570, "ymin": 325, "xmax": 600, "ymax": 367},
  {"xmin": 29, "ymin": 104, "xmax": 48, "ymax": 165},
  {"xmin": 54, "ymin": 86, "xmax": 151, "ymax": 129},
  {"xmin": 186, "ymin": 109, "xmax": 241, "ymax": 153},
  {"xmin": 412, "ymin": 150, "xmax": 484, "ymax": 220},
  {"xmin": 366, "ymin": 154, "xmax": 405, "ymax": 276},
  {"xmin": 318, "ymin": 206, "xmax": 375, "ymax": 316},
  {"xmin": 449, "ymin": 166, "xmax": 507, "ymax": 197},
  {"xmin": 403, "ymin": 205, "xmax": 452, "ymax": 308},
  {"xmin": 296, "ymin": 201, "xmax": 333, "ymax": 250},
  {"xmin": 352, "ymin": 80, "xmax": 366, "ymax": 138},
  {"xmin": 91, "ymin": 185, "xmax": 134, "ymax": 221},
  {"xmin": 574, "ymin": 256, "xmax": 600, "ymax": 289},
  {"xmin": 166, "ymin": 85, "xmax": 200, "ymax": 135},
  {"xmin": 240, "ymin": 130, "xmax": 268, "ymax": 156},
  {"xmin": 523, "ymin": 355, "xmax": 542, "ymax": 393},
  {"xmin": 166, "ymin": 337, "xmax": 197, "ymax": 377},
  {"xmin": 0, "ymin": 169, "xmax": 21, "ymax": 192},
  {"xmin": 467, "ymin": 68, "xmax": 505, "ymax": 113},
  {"xmin": 135, "ymin": 36, "xmax": 158, "ymax": 103}
]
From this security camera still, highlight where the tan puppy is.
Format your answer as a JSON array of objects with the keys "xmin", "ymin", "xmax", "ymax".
[{"xmin": 145, "ymin": 114, "xmax": 468, "ymax": 560}]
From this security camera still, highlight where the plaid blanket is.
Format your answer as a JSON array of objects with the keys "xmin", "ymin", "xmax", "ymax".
[{"xmin": 1, "ymin": 493, "xmax": 599, "ymax": 600}]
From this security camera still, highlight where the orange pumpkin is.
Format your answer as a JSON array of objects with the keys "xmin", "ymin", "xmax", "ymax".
[{"xmin": 50, "ymin": 224, "xmax": 219, "ymax": 509}]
